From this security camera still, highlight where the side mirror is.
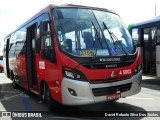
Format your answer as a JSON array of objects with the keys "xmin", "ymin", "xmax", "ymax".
[
  {"xmin": 40, "ymin": 20, "xmax": 51, "ymax": 36},
  {"xmin": 40, "ymin": 49, "xmax": 44, "ymax": 58}
]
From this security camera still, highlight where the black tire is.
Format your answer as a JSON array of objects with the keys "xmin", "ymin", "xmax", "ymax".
[
  {"xmin": 45, "ymin": 85, "xmax": 60, "ymax": 111},
  {"xmin": 108, "ymin": 99, "xmax": 119, "ymax": 104},
  {"xmin": 13, "ymin": 80, "xmax": 18, "ymax": 89},
  {"xmin": 12, "ymin": 74, "xmax": 18, "ymax": 89}
]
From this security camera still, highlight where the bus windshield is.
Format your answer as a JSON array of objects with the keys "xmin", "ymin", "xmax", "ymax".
[{"xmin": 54, "ymin": 8, "xmax": 134, "ymax": 57}]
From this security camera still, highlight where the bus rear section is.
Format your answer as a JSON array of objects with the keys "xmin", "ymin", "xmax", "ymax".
[
  {"xmin": 129, "ymin": 17, "xmax": 160, "ymax": 77},
  {"xmin": 4, "ymin": 4, "xmax": 142, "ymax": 109}
]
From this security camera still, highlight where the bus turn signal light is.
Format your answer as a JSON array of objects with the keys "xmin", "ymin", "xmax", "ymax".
[{"xmin": 134, "ymin": 64, "xmax": 142, "ymax": 75}]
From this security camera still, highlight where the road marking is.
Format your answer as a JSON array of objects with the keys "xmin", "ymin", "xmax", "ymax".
[
  {"xmin": 0, "ymin": 91, "xmax": 19, "ymax": 94},
  {"xmin": 126, "ymin": 97, "xmax": 154, "ymax": 100},
  {"xmin": 142, "ymin": 85, "xmax": 159, "ymax": 87},
  {"xmin": 0, "ymin": 94, "xmax": 19, "ymax": 102},
  {"xmin": 20, "ymin": 92, "xmax": 32, "ymax": 112},
  {"xmin": 141, "ymin": 91, "xmax": 160, "ymax": 97}
]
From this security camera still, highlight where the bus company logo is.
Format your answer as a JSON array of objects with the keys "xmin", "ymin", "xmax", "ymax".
[
  {"xmin": 100, "ymin": 58, "xmax": 121, "ymax": 62},
  {"xmin": 106, "ymin": 64, "xmax": 117, "ymax": 68},
  {"xmin": 111, "ymin": 71, "xmax": 116, "ymax": 77}
]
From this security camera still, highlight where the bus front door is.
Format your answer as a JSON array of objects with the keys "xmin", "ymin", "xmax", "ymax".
[
  {"xmin": 6, "ymin": 38, "xmax": 11, "ymax": 78},
  {"xmin": 142, "ymin": 27, "xmax": 156, "ymax": 75},
  {"xmin": 26, "ymin": 24, "xmax": 38, "ymax": 90}
]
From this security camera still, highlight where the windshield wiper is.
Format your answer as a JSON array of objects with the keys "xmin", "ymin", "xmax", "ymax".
[
  {"xmin": 91, "ymin": 22, "xmax": 103, "ymax": 60},
  {"xmin": 103, "ymin": 22, "xmax": 129, "ymax": 57}
]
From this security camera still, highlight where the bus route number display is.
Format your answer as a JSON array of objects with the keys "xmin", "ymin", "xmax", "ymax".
[{"xmin": 80, "ymin": 50, "xmax": 93, "ymax": 56}]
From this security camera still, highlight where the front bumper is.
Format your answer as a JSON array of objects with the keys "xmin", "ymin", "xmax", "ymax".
[{"xmin": 61, "ymin": 70, "xmax": 142, "ymax": 105}]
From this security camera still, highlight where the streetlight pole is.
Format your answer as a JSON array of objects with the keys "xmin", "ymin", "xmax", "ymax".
[{"xmin": 155, "ymin": 2, "xmax": 156, "ymax": 16}]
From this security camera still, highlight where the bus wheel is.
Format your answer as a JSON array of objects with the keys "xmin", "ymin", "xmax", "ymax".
[
  {"xmin": 12, "ymin": 74, "xmax": 18, "ymax": 89},
  {"xmin": 45, "ymin": 85, "xmax": 59, "ymax": 111}
]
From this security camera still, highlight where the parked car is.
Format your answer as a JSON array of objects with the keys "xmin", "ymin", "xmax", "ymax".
[{"xmin": 0, "ymin": 60, "xmax": 3, "ymax": 73}]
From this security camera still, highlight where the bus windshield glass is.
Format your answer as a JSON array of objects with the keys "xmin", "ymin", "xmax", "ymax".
[{"xmin": 54, "ymin": 8, "xmax": 134, "ymax": 57}]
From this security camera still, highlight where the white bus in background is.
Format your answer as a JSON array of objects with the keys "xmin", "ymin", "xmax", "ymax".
[{"xmin": 129, "ymin": 16, "xmax": 160, "ymax": 77}]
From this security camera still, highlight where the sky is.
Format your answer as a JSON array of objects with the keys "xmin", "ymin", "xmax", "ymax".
[{"xmin": 0, "ymin": 0, "xmax": 160, "ymax": 55}]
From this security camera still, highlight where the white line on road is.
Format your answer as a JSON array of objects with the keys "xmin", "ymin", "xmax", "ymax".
[
  {"xmin": 0, "ymin": 94, "xmax": 19, "ymax": 102},
  {"xmin": 0, "ymin": 91, "xmax": 19, "ymax": 94},
  {"xmin": 126, "ymin": 97, "xmax": 154, "ymax": 100}
]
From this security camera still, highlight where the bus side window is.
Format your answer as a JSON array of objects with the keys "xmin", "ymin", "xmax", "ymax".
[
  {"xmin": 132, "ymin": 28, "xmax": 139, "ymax": 46},
  {"xmin": 16, "ymin": 42, "xmax": 25, "ymax": 56},
  {"xmin": 9, "ymin": 43, "xmax": 16, "ymax": 58},
  {"xmin": 20, "ymin": 42, "xmax": 26, "ymax": 55},
  {"xmin": 36, "ymin": 25, "xmax": 41, "ymax": 53},
  {"xmin": 157, "ymin": 29, "xmax": 160, "ymax": 44},
  {"xmin": 43, "ymin": 36, "xmax": 56, "ymax": 63},
  {"xmin": 41, "ymin": 21, "xmax": 56, "ymax": 63}
]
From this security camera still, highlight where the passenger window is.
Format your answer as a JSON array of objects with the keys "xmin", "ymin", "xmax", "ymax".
[
  {"xmin": 43, "ymin": 36, "xmax": 56, "ymax": 63},
  {"xmin": 44, "ymin": 37, "xmax": 52, "ymax": 47},
  {"xmin": 36, "ymin": 25, "xmax": 41, "ymax": 53},
  {"xmin": 19, "ymin": 42, "xmax": 26, "ymax": 55},
  {"xmin": 10, "ymin": 43, "xmax": 16, "ymax": 51},
  {"xmin": 41, "ymin": 20, "xmax": 56, "ymax": 63},
  {"xmin": 10, "ymin": 34, "xmax": 15, "ymax": 42},
  {"xmin": 132, "ymin": 28, "xmax": 139, "ymax": 46},
  {"xmin": 9, "ymin": 43, "xmax": 16, "ymax": 57},
  {"xmin": 32, "ymin": 39, "xmax": 36, "ymax": 49},
  {"xmin": 157, "ymin": 29, "xmax": 160, "ymax": 44},
  {"xmin": 15, "ymin": 42, "xmax": 25, "ymax": 56}
]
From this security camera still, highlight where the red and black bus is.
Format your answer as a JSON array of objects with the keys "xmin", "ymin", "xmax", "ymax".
[{"xmin": 3, "ymin": 4, "xmax": 142, "ymax": 109}]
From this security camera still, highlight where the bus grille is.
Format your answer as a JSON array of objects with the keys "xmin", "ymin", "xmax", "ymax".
[
  {"xmin": 82, "ymin": 61, "xmax": 134, "ymax": 69},
  {"xmin": 89, "ymin": 76, "xmax": 131, "ymax": 84},
  {"xmin": 92, "ymin": 83, "xmax": 132, "ymax": 96}
]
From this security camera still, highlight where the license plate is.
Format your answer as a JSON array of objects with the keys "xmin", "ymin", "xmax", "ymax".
[{"xmin": 106, "ymin": 93, "xmax": 121, "ymax": 101}]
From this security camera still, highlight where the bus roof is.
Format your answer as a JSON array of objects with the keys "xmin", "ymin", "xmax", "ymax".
[
  {"xmin": 5, "ymin": 4, "xmax": 117, "ymax": 38},
  {"xmin": 132, "ymin": 16, "xmax": 160, "ymax": 27}
]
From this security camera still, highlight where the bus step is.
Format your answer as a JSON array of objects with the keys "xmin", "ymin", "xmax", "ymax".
[
  {"xmin": 143, "ymin": 74, "xmax": 156, "ymax": 77},
  {"xmin": 30, "ymin": 89, "xmax": 39, "ymax": 96}
]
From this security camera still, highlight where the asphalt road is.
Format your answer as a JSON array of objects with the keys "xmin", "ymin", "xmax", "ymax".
[{"xmin": 0, "ymin": 73, "xmax": 160, "ymax": 120}]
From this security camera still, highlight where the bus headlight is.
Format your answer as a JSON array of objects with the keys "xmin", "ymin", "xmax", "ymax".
[
  {"xmin": 65, "ymin": 71, "xmax": 74, "ymax": 79},
  {"xmin": 62, "ymin": 67, "xmax": 87, "ymax": 81},
  {"xmin": 134, "ymin": 64, "xmax": 142, "ymax": 75}
]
